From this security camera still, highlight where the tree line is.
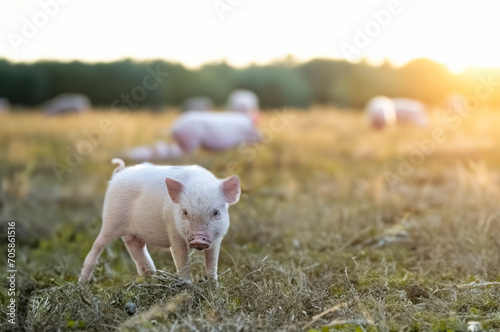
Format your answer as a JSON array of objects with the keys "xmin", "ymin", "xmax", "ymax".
[{"xmin": 0, "ymin": 57, "xmax": 499, "ymax": 110}]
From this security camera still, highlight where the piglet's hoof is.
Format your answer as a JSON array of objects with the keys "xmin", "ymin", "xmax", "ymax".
[
  {"xmin": 141, "ymin": 270, "xmax": 157, "ymax": 279},
  {"xmin": 172, "ymin": 279, "xmax": 192, "ymax": 288},
  {"xmin": 198, "ymin": 277, "xmax": 218, "ymax": 288}
]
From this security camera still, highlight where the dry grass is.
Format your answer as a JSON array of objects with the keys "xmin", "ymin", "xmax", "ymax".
[{"xmin": 1, "ymin": 107, "xmax": 500, "ymax": 331}]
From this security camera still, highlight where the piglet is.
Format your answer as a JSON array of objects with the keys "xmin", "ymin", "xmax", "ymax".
[{"xmin": 79, "ymin": 158, "xmax": 240, "ymax": 284}]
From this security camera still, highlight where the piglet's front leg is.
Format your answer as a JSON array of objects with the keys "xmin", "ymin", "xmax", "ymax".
[
  {"xmin": 204, "ymin": 239, "xmax": 222, "ymax": 283},
  {"xmin": 170, "ymin": 238, "xmax": 191, "ymax": 282}
]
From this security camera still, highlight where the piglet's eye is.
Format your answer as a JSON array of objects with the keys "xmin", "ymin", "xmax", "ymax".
[
  {"xmin": 182, "ymin": 209, "xmax": 188, "ymax": 216},
  {"xmin": 212, "ymin": 209, "xmax": 220, "ymax": 217}
]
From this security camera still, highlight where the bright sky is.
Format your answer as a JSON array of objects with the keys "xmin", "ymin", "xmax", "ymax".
[{"xmin": 1, "ymin": 0, "xmax": 499, "ymax": 72}]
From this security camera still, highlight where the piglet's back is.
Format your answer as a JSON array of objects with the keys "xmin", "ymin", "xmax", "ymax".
[{"xmin": 107, "ymin": 163, "xmax": 217, "ymax": 193}]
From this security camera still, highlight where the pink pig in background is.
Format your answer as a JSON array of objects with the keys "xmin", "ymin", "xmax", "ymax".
[
  {"xmin": 171, "ymin": 110, "xmax": 261, "ymax": 154},
  {"xmin": 226, "ymin": 89, "xmax": 261, "ymax": 124},
  {"xmin": 365, "ymin": 96, "xmax": 428, "ymax": 130},
  {"xmin": 124, "ymin": 89, "xmax": 262, "ymax": 161},
  {"xmin": 79, "ymin": 158, "xmax": 240, "ymax": 284},
  {"xmin": 365, "ymin": 95, "xmax": 396, "ymax": 130}
]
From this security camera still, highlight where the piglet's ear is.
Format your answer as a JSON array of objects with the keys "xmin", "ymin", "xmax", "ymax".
[
  {"xmin": 221, "ymin": 175, "xmax": 241, "ymax": 205},
  {"xmin": 165, "ymin": 177, "xmax": 183, "ymax": 204}
]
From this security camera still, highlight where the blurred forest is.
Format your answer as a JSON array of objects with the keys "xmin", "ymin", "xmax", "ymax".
[{"xmin": 1, "ymin": 57, "xmax": 499, "ymax": 110}]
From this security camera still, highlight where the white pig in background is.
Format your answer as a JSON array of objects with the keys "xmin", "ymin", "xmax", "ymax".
[
  {"xmin": 79, "ymin": 158, "xmax": 240, "ymax": 284},
  {"xmin": 226, "ymin": 89, "xmax": 261, "ymax": 124},
  {"xmin": 182, "ymin": 96, "xmax": 214, "ymax": 112},
  {"xmin": 0, "ymin": 98, "xmax": 11, "ymax": 113},
  {"xmin": 43, "ymin": 93, "xmax": 91, "ymax": 116},
  {"xmin": 124, "ymin": 90, "xmax": 262, "ymax": 160},
  {"xmin": 365, "ymin": 96, "xmax": 397, "ymax": 129},
  {"xmin": 124, "ymin": 111, "xmax": 261, "ymax": 160},
  {"xmin": 392, "ymin": 98, "xmax": 428, "ymax": 127},
  {"xmin": 125, "ymin": 141, "xmax": 183, "ymax": 160},
  {"xmin": 171, "ymin": 111, "xmax": 261, "ymax": 154}
]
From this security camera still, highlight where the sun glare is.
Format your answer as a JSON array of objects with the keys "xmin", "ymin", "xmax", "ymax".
[
  {"xmin": 2, "ymin": 1, "xmax": 500, "ymax": 70},
  {"xmin": 446, "ymin": 62, "xmax": 467, "ymax": 74}
]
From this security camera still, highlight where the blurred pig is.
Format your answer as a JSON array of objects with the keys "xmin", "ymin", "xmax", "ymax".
[
  {"xmin": 123, "ymin": 111, "xmax": 261, "ymax": 161},
  {"xmin": 125, "ymin": 142, "xmax": 183, "ymax": 161},
  {"xmin": 392, "ymin": 98, "xmax": 428, "ymax": 127},
  {"xmin": 365, "ymin": 96, "xmax": 396, "ymax": 129},
  {"xmin": 182, "ymin": 96, "xmax": 214, "ymax": 112},
  {"xmin": 124, "ymin": 96, "xmax": 262, "ymax": 161},
  {"xmin": 171, "ymin": 111, "xmax": 261, "ymax": 154},
  {"xmin": 43, "ymin": 93, "xmax": 91, "ymax": 116},
  {"xmin": 0, "ymin": 98, "xmax": 11, "ymax": 113},
  {"xmin": 226, "ymin": 89, "xmax": 260, "ymax": 124},
  {"xmin": 79, "ymin": 158, "xmax": 240, "ymax": 284}
]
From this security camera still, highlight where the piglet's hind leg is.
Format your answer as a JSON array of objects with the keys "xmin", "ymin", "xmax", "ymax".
[
  {"xmin": 79, "ymin": 234, "xmax": 114, "ymax": 284},
  {"xmin": 122, "ymin": 235, "xmax": 157, "ymax": 276}
]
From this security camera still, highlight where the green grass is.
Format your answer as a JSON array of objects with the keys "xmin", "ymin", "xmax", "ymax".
[{"xmin": 1, "ymin": 108, "xmax": 500, "ymax": 331}]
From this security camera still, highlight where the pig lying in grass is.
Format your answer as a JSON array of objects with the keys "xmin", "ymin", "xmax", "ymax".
[{"xmin": 79, "ymin": 158, "xmax": 240, "ymax": 284}]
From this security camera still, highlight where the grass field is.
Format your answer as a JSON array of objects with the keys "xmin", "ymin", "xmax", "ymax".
[{"xmin": 1, "ymin": 107, "xmax": 500, "ymax": 331}]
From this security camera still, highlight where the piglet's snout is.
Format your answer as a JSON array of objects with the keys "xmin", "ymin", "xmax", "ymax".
[{"xmin": 188, "ymin": 235, "xmax": 211, "ymax": 250}]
